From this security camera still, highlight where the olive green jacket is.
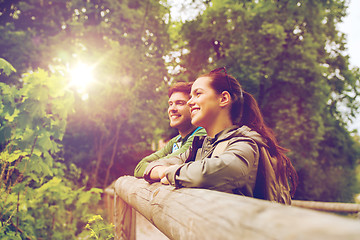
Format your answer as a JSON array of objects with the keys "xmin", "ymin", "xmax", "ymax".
[
  {"xmin": 134, "ymin": 127, "xmax": 206, "ymax": 177},
  {"xmin": 144, "ymin": 125, "xmax": 267, "ymax": 196}
]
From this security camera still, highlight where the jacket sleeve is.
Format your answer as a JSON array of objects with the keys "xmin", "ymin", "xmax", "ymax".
[
  {"xmin": 143, "ymin": 148, "xmax": 191, "ymax": 182},
  {"xmin": 165, "ymin": 137, "xmax": 259, "ymax": 193},
  {"xmin": 134, "ymin": 129, "xmax": 206, "ymax": 178},
  {"xmin": 133, "ymin": 137, "xmax": 175, "ymax": 177}
]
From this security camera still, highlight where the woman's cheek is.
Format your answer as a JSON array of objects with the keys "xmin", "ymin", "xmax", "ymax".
[{"xmin": 192, "ymin": 109, "xmax": 206, "ymax": 127}]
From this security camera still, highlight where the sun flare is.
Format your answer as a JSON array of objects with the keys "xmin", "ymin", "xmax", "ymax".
[
  {"xmin": 69, "ymin": 63, "xmax": 94, "ymax": 89},
  {"xmin": 68, "ymin": 62, "xmax": 95, "ymax": 100}
]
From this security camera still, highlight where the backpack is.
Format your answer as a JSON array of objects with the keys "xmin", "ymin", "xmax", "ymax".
[{"xmin": 213, "ymin": 140, "xmax": 292, "ymax": 205}]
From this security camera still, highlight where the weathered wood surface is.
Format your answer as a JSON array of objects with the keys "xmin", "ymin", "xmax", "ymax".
[
  {"xmin": 114, "ymin": 192, "xmax": 136, "ymax": 240},
  {"xmin": 292, "ymin": 199, "xmax": 360, "ymax": 213},
  {"xmin": 105, "ymin": 186, "xmax": 360, "ymax": 215},
  {"xmin": 114, "ymin": 176, "xmax": 360, "ymax": 240},
  {"xmin": 105, "ymin": 187, "xmax": 169, "ymax": 240},
  {"xmin": 104, "ymin": 187, "xmax": 115, "ymax": 223}
]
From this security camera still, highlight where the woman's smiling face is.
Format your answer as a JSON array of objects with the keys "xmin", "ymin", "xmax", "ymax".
[{"xmin": 188, "ymin": 76, "xmax": 222, "ymax": 129}]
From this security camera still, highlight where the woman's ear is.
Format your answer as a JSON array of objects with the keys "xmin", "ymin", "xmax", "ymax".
[{"xmin": 219, "ymin": 91, "xmax": 231, "ymax": 107}]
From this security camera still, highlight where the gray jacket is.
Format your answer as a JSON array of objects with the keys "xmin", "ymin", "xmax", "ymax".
[{"xmin": 144, "ymin": 125, "xmax": 267, "ymax": 196}]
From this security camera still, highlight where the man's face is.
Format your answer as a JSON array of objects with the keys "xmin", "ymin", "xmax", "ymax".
[{"xmin": 168, "ymin": 92, "xmax": 192, "ymax": 130}]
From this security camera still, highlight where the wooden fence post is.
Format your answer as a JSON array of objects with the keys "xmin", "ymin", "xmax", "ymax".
[
  {"xmin": 114, "ymin": 190, "xmax": 136, "ymax": 240},
  {"xmin": 104, "ymin": 187, "xmax": 115, "ymax": 223}
]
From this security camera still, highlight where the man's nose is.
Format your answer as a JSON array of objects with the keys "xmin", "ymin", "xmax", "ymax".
[{"xmin": 168, "ymin": 105, "xmax": 177, "ymax": 112}]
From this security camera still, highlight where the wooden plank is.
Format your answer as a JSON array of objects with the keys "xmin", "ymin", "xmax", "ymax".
[
  {"xmin": 135, "ymin": 211, "xmax": 169, "ymax": 240},
  {"xmin": 114, "ymin": 176, "xmax": 360, "ymax": 240},
  {"xmin": 104, "ymin": 187, "xmax": 115, "ymax": 223},
  {"xmin": 114, "ymin": 192, "xmax": 136, "ymax": 240}
]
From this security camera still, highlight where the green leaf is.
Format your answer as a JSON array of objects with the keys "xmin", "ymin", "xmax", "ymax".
[
  {"xmin": 36, "ymin": 177, "xmax": 61, "ymax": 193},
  {"xmin": 0, "ymin": 149, "xmax": 26, "ymax": 163},
  {"xmin": 11, "ymin": 180, "xmax": 29, "ymax": 194},
  {"xmin": 37, "ymin": 133, "xmax": 52, "ymax": 151},
  {"xmin": 21, "ymin": 128, "xmax": 36, "ymax": 144},
  {"xmin": 31, "ymin": 85, "xmax": 49, "ymax": 101},
  {"xmin": 0, "ymin": 126, "xmax": 12, "ymax": 144},
  {"xmin": 0, "ymin": 58, "xmax": 16, "ymax": 76},
  {"xmin": 4, "ymin": 108, "xmax": 19, "ymax": 122},
  {"xmin": 8, "ymin": 150, "xmax": 26, "ymax": 163},
  {"xmin": 25, "ymin": 173, "xmax": 40, "ymax": 183},
  {"xmin": 38, "ymin": 159, "xmax": 54, "ymax": 177}
]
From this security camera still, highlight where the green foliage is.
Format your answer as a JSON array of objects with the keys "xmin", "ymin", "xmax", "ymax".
[
  {"xmin": 177, "ymin": 0, "xmax": 360, "ymax": 201},
  {"xmin": 0, "ymin": 58, "xmax": 16, "ymax": 76},
  {"xmin": 80, "ymin": 215, "xmax": 114, "ymax": 240},
  {"xmin": 352, "ymin": 135, "xmax": 360, "ymax": 201},
  {"xmin": 0, "ymin": 23, "xmax": 35, "ymax": 85},
  {"xmin": 55, "ymin": 0, "xmax": 171, "ymax": 188},
  {"xmin": 0, "ymin": 59, "xmax": 105, "ymax": 239},
  {"xmin": 1, "ymin": 0, "xmax": 172, "ymax": 189}
]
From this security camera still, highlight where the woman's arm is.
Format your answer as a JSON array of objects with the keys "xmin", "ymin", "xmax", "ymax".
[{"xmin": 164, "ymin": 138, "xmax": 259, "ymax": 192}]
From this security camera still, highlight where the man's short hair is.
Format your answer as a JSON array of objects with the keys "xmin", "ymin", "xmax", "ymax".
[{"xmin": 168, "ymin": 82, "xmax": 193, "ymax": 98}]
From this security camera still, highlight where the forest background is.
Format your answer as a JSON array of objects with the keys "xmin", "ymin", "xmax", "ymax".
[{"xmin": 1, "ymin": 0, "xmax": 360, "ymax": 239}]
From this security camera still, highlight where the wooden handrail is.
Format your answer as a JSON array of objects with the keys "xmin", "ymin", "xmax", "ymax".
[
  {"xmin": 105, "ymin": 187, "xmax": 360, "ymax": 215},
  {"xmin": 110, "ymin": 176, "xmax": 360, "ymax": 240},
  {"xmin": 292, "ymin": 200, "xmax": 360, "ymax": 213}
]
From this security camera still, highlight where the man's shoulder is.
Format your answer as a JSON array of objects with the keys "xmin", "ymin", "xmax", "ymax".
[
  {"xmin": 193, "ymin": 127, "xmax": 207, "ymax": 136},
  {"xmin": 182, "ymin": 128, "xmax": 206, "ymax": 146},
  {"xmin": 169, "ymin": 134, "xmax": 181, "ymax": 142}
]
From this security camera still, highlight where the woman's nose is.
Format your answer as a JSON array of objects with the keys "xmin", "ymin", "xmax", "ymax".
[{"xmin": 187, "ymin": 97, "xmax": 194, "ymax": 107}]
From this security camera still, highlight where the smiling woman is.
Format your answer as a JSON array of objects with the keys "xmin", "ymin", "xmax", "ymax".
[
  {"xmin": 68, "ymin": 62, "xmax": 95, "ymax": 100},
  {"xmin": 144, "ymin": 68, "xmax": 298, "ymax": 203}
]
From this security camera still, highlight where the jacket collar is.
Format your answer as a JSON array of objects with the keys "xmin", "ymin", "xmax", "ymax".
[{"xmin": 210, "ymin": 125, "xmax": 267, "ymax": 147}]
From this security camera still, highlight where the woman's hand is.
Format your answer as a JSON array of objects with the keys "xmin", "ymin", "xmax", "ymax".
[
  {"xmin": 160, "ymin": 176, "xmax": 170, "ymax": 185},
  {"xmin": 157, "ymin": 166, "xmax": 170, "ymax": 185},
  {"xmin": 149, "ymin": 165, "xmax": 168, "ymax": 182}
]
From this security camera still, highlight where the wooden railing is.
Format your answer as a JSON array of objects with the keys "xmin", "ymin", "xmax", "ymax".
[
  {"xmin": 292, "ymin": 199, "xmax": 360, "ymax": 214},
  {"xmin": 106, "ymin": 176, "xmax": 360, "ymax": 240}
]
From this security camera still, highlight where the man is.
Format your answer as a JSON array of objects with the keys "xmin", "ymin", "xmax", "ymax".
[{"xmin": 134, "ymin": 82, "xmax": 206, "ymax": 177}]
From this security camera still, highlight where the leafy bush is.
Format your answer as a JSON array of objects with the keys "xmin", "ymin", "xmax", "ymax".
[{"xmin": 0, "ymin": 59, "xmax": 106, "ymax": 239}]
